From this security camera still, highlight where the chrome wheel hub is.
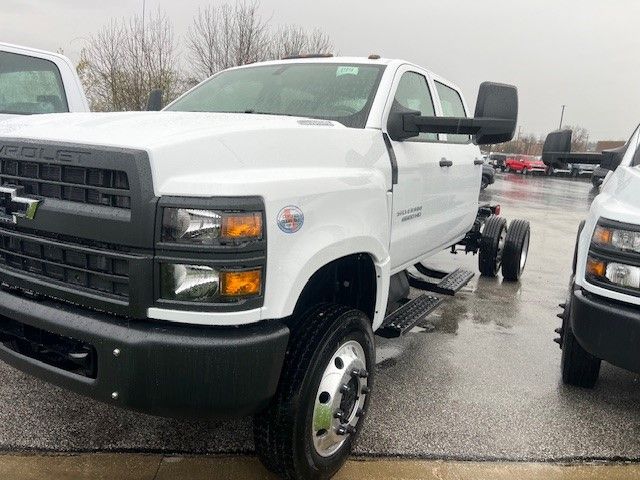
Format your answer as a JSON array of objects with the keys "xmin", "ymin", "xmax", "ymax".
[
  {"xmin": 312, "ymin": 340, "xmax": 368, "ymax": 457},
  {"xmin": 520, "ymin": 232, "xmax": 530, "ymax": 271},
  {"xmin": 496, "ymin": 227, "xmax": 507, "ymax": 268}
]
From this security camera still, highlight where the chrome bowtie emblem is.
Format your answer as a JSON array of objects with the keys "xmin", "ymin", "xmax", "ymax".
[{"xmin": 0, "ymin": 185, "xmax": 40, "ymax": 224}]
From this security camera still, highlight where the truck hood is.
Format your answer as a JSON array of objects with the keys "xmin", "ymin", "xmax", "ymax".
[
  {"xmin": 0, "ymin": 113, "xmax": 21, "ymax": 123},
  {"xmin": 595, "ymin": 165, "xmax": 640, "ymax": 225},
  {"xmin": 0, "ymin": 111, "xmax": 388, "ymax": 198},
  {"xmin": 0, "ymin": 111, "xmax": 339, "ymax": 149}
]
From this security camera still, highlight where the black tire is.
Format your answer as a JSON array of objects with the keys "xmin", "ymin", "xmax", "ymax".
[
  {"xmin": 560, "ymin": 295, "xmax": 601, "ymax": 388},
  {"xmin": 253, "ymin": 304, "xmax": 375, "ymax": 480},
  {"xmin": 481, "ymin": 175, "xmax": 490, "ymax": 190},
  {"xmin": 502, "ymin": 219, "xmax": 530, "ymax": 281},
  {"xmin": 479, "ymin": 215, "xmax": 507, "ymax": 277}
]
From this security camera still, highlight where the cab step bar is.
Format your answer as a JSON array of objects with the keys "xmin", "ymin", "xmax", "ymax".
[
  {"xmin": 377, "ymin": 294, "xmax": 443, "ymax": 338},
  {"xmin": 408, "ymin": 265, "xmax": 475, "ymax": 296}
]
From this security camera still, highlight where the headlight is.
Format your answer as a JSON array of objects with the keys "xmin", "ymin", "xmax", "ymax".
[
  {"xmin": 586, "ymin": 256, "xmax": 640, "ymax": 290},
  {"xmin": 161, "ymin": 264, "xmax": 219, "ymax": 301},
  {"xmin": 162, "ymin": 208, "xmax": 262, "ymax": 244},
  {"xmin": 593, "ymin": 225, "xmax": 640, "ymax": 253},
  {"xmin": 160, "ymin": 263, "xmax": 262, "ymax": 302}
]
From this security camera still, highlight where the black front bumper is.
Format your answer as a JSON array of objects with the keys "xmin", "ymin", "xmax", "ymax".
[
  {"xmin": 571, "ymin": 288, "xmax": 640, "ymax": 373},
  {"xmin": 0, "ymin": 289, "xmax": 289, "ymax": 418}
]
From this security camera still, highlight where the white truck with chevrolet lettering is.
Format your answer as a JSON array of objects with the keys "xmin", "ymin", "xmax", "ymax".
[
  {"xmin": 0, "ymin": 42, "xmax": 89, "ymax": 121},
  {"xmin": 544, "ymin": 128, "xmax": 640, "ymax": 388},
  {"xmin": 0, "ymin": 56, "xmax": 529, "ymax": 479}
]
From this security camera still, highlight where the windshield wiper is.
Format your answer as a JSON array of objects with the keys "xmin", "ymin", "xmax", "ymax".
[{"xmin": 243, "ymin": 109, "xmax": 297, "ymax": 117}]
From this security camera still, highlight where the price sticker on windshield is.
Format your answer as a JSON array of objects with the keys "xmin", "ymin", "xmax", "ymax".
[{"xmin": 336, "ymin": 66, "xmax": 359, "ymax": 77}]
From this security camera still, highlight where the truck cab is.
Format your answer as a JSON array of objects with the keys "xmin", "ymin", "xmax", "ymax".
[
  {"xmin": 544, "ymin": 128, "xmax": 640, "ymax": 387},
  {"xmin": 0, "ymin": 42, "xmax": 89, "ymax": 121},
  {"xmin": 0, "ymin": 56, "xmax": 522, "ymax": 479}
]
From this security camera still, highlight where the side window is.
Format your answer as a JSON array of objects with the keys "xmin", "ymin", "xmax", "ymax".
[
  {"xmin": 435, "ymin": 81, "xmax": 469, "ymax": 144},
  {"xmin": 0, "ymin": 51, "xmax": 69, "ymax": 115},
  {"xmin": 390, "ymin": 72, "xmax": 436, "ymax": 141}
]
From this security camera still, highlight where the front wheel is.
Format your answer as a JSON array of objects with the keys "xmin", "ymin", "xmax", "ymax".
[
  {"xmin": 502, "ymin": 219, "xmax": 530, "ymax": 281},
  {"xmin": 253, "ymin": 304, "xmax": 375, "ymax": 479}
]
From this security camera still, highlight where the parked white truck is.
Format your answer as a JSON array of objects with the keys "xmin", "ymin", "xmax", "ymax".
[
  {"xmin": 545, "ymin": 128, "xmax": 640, "ymax": 389},
  {"xmin": 0, "ymin": 42, "xmax": 89, "ymax": 121},
  {"xmin": 0, "ymin": 56, "xmax": 527, "ymax": 479}
]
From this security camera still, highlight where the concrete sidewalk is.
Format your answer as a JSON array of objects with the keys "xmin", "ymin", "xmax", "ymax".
[{"xmin": 2, "ymin": 454, "xmax": 640, "ymax": 480}]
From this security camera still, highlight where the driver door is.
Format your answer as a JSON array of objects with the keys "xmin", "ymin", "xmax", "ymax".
[{"xmin": 384, "ymin": 67, "xmax": 455, "ymax": 271}]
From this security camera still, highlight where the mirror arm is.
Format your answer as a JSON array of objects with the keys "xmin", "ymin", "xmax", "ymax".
[
  {"xmin": 403, "ymin": 114, "xmax": 513, "ymax": 136},
  {"xmin": 547, "ymin": 152, "xmax": 605, "ymax": 166}
]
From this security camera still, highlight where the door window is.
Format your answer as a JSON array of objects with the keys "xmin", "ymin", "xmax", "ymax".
[
  {"xmin": 435, "ymin": 81, "xmax": 469, "ymax": 144},
  {"xmin": 390, "ymin": 72, "xmax": 437, "ymax": 141},
  {"xmin": 0, "ymin": 51, "xmax": 69, "ymax": 115}
]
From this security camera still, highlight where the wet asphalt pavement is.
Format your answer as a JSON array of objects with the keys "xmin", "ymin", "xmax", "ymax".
[{"xmin": 2, "ymin": 172, "xmax": 640, "ymax": 461}]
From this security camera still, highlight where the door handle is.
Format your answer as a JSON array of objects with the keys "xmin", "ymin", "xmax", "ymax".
[{"xmin": 439, "ymin": 158, "xmax": 453, "ymax": 167}]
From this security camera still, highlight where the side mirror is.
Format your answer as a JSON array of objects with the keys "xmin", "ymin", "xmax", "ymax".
[
  {"xmin": 600, "ymin": 145, "xmax": 626, "ymax": 171},
  {"xmin": 473, "ymin": 82, "xmax": 519, "ymax": 144},
  {"xmin": 387, "ymin": 82, "xmax": 518, "ymax": 145},
  {"xmin": 146, "ymin": 89, "xmax": 164, "ymax": 111},
  {"xmin": 541, "ymin": 129, "xmax": 572, "ymax": 167},
  {"xmin": 542, "ymin": 129, "xmax": 625, "ymax": 171}
]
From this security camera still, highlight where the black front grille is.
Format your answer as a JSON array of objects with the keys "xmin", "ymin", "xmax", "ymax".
[
  {"xmin": 0, "ymin": 158, "xmax": 131, "ymax": 209},
  {"xmin": 0, "ymin": 229, "xmax": 129, "ymax": 299}
]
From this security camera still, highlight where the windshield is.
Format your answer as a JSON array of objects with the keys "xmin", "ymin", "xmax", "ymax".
[
  {"xmin": 166, "ymin": 63, "xmax": 386, "ymax": 128},
  {"xmin": 0, "ymin": 51, "xmax": 69, "ymax": 115}
]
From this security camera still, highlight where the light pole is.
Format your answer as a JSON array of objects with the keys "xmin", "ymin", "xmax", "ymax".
[{"xmin": 559, "ymin": 104, "xmax": 566, "ymax": 129}]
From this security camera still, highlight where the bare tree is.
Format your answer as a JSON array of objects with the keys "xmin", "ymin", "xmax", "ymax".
[
  {"xmin": 78, "ymin": 10, "xmax": 181, "ymax": 111},
  {"xmin": 563, "ymin": 125, "xmax": 590, "ymax": 152},
  {"xmin": 187, "ymin": 1, "xmax": 333, "ymax": 81},
  {"xmin": 268, "ymin": 25, "xmax": 332, "ymax": 59},
  {"xmin": 187, "ymin": 1, "xmax": 270, "ymax": 79}
]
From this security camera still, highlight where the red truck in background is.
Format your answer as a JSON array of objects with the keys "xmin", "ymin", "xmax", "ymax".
[{"xmin": 505, "ymin": 154, "xmax": 547, "ymax": 175}]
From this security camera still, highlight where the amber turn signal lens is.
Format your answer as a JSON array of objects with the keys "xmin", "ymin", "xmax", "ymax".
[
  {"xmin": 222, "ymin": 213, "xmax": 262, "ymax": 239},
  {"xmin": 586, "ymin": 257, "xmax": 606, "ymax": 278},
  {"xmin": 220, "ymin": 269, "xmax": 262, "ymax": 297},
  {"xmin": 592, "ymin": 226, "xmax": 613, "ymax": 245}
]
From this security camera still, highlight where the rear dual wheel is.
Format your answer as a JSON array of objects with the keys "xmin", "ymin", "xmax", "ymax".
[
  {"xmin": 479, "ymin": 217, "xmax": 530, "ymax": 281},
  {"xmin": 254, "ymin": 304, "xmax": 374, "ymax": 480},
  {"xmin": 479, "ymin": 215, "xmax": 507, "ymax": 277},
  {"xmin": 502, "ymin": 219, "xmax": 530, "ymax": 281}
]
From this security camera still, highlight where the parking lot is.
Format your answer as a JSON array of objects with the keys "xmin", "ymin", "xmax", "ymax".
[{"xmin": 1, "ymin": 172, "xmax": 639, "ymax": 465}]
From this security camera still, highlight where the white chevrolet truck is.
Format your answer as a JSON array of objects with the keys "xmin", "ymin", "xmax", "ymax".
[
  {"xmin": 0, "ymin": 42, "xmax": 89, "ymax": 121},
  {"xmin": 0, "ymin": 56, "xmax": 527, "ymax": 479},
  {"xmin": 544, "ymin": 128, "xmax": 640, "ymax": 389}
]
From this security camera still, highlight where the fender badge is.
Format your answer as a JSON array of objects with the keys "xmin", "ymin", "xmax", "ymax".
[{"xmin": 277, "ymin": 205, "xmax": 304, "ymax": 234}]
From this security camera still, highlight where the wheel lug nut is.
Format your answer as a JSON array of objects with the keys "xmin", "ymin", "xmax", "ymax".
[
  {"xmin": 334, "ymin": 410, "xmax": 344, "ymax": 420},
  {"xmin": 351, "ymin": 368, "xmax": 369, "ymax": 378},
  {"xmin": 336, "ymin": 425, "xmax": 357, "ymax": 436},
  {"xmin": 340, "ymin": 384, "xmax": 350, "ymax": 394}
]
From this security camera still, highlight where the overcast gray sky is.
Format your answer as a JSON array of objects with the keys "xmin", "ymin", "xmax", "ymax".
[{"xmin": 3, "ymin": 0, "xmax": 639, "ymax": 141}]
